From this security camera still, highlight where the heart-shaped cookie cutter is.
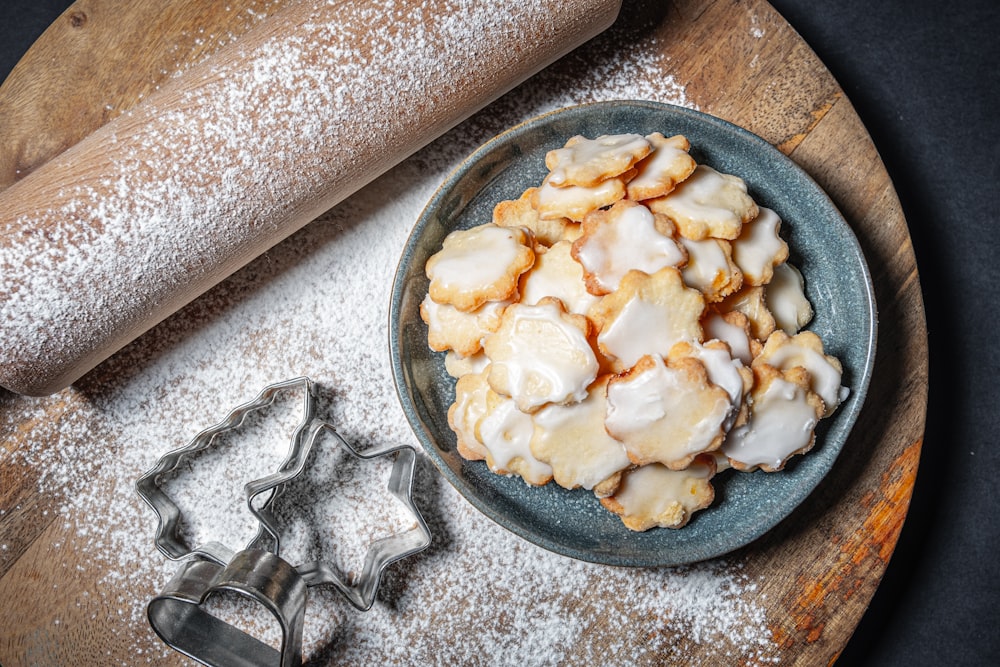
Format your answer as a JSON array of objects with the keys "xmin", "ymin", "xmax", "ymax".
[{"xmin": 135, "ymin": 377, "xmax": 432, "ymax": 667}]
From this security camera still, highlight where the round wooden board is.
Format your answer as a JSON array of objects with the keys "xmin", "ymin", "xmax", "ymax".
[{"xmin": 0, "ymin": 0, "xmax": 927, "ymax": 665}]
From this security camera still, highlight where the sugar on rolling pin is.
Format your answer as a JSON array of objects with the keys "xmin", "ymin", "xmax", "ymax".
[{"xmin": 0, "ymin": 0, "xmax": 622, "ymax": 396}]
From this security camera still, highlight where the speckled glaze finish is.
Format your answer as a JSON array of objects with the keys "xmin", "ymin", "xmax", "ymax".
[{"xmin": 389, "ymin": 101, "xmax": 877, "ymax": 567}]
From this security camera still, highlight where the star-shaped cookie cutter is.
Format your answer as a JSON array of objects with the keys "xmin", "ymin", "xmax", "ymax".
[
  {"xmin": 135, "ymin": 377, "xmax": 432, "ymax": 667},
  {"xmin": 247, "ymin": 420, "xmax": 432, "ymax": 611}
]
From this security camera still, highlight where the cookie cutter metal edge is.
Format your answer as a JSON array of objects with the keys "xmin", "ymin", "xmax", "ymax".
[
  {"xmin": 136, "ymin": 377, "xmax": 433, "ymax": 666},
  {"xmin": 146, "ymin": 549, "xmax": 307, "ymax": 667},
  {"xmin": 247, "ymin": 420, "xmax": 432, "ymax": 610},
  {"xmin": 135, "ymin": 377, "xmax": 317, "ymax": 565}
]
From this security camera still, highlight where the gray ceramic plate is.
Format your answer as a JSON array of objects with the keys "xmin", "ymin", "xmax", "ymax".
[{"xmin": 389, "ymin": 101, "xmax": 876, "ymax": 567}]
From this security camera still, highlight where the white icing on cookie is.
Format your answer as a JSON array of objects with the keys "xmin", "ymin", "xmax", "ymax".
[
  {"xmin": 680, "ymin": 341, "xmax": 749, "ymax": 431},
  {"xmin": 731, "ymin": 207, "xmax": 788, "ymax": 286},
  {"xmin": 448, "ymin": 370, "xmax": 492, "ymax": 461},
  {"xmin": 648, "ymin": 164, "xmax": 756, "ymax": 240},
  {"xmin": 679, "ymin": 237, "xmax": 741, "ymax": 301},
  {"xmin": 756, "ymin": 331, "xmax": 847, "ymax": 415},
  {"xmin": 530, "ymin": 378, "xmax": 630, "ymax": 491},
  {"xmin": 444, "ymin": 350, "xmax": 490, "ymax": 378},
  {"xmin": 421, "ymin": 294, "xmax": 510, "ymax": 356},
  {"xmin": 573, "ymin": 202, "xmax": 685, "ymax": 294},
  {"xmin": 534, "ymin": 176, "xmax": 626, "ymax": 222},
  {"xmin": 519, "ymin": 241, "xmax": 599, "ymax": 317},
  {"xmin": 605, "ymin": 355, "xmax": 731, "ymax": 469},
  {"xmin": 597, "ymin": 292, "xmax": 692, "ymax": 369},
  {"xmin": 484, "ymin": 300, "xmax": 599, "ymax": 412},
  {"xmin": 626, "ymin": 133, "xmax": 697, "ymax": 201},
  {"xmin": 765, "ymin": 262, "xmax": 813, "ymax": 334},
  {"xmin": 722, "ymin": 375, "xmax": 819, "ymax": 470},
  {"xmin": 546, "ymin": 133, "xmax": 650, "ymax": 186},
  {"xmin": 703, "ymin": 313, "xmax": 753, "ymax": 366},
  {"xmin": 478, "ymin": 396, "xmax": 553, "ymax": 485},
  {"xmin": 605, "ymin": 460, "xmax": 714, "ymax": 530},
  {"xmin": 426, "ymin": 224, "xmax": 532, "ymax": 311}
]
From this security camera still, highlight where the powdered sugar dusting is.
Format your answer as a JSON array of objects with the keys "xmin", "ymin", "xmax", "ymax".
[
  {"xmin": 0, "ymin": 0, "xmax": 619, "ymax": 394},
  {"xmin": 0, "ymin": 2, "xmax": 787, "ymax": 664}
]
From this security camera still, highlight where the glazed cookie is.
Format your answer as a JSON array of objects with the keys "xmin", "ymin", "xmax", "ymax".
[
  {"xmin": 626, "ymin": 133, "xmax": 698, "ymax": 201},
  {"xmin": 533, "ymin": 173, "xmax": 628, "ymax": 222},
  {"xmin": 765, "ymin": 262, "xmax": 813, "ymax": 335},
  {"xmin": 426, "ymin": 223, "xmax": 535, "ymax": 312},
  {"xmin": 447, "ymin": 369, "xmax": 492, "ymax": 462},
  {"xmin": 731, "ymin": 207, "xmax": 789, "ymax": 287},
  {"xmin": 444, "ymin": 350, "xmax": 490, "ymax": 379},
  {"xmin": 571, "ymin": 199, "xmax": 686, "ymax": 296},
  {"xmin": 722, "ymin": 364, "xmax": 824, "ymax": 472},
  {"xmin": 717, "ymin": 285, "xmax": 777, "ymax": 343},
  {"xmin": 544, "ymin": 133, "xmax": 651, "ymax": 187},
  {"xmin": 493, "ymin": 187, "xmax": 570, "ymax": 247},
  {"xmin": 483, "ymin": 298, "xmax": 599, "ymax": 413},
  {"xmin": 600, "ymin": 457, "xmax": 716, "ymax": 531},
  {"xmin": 605, "ymin": 353, "xmax": 733, "ymax": 470},
  {"xmin": 518, "ymin": 240, "xmax": 600, "ymax": 318},
  {"xmin": 529, "ymin": 375, "xmax": 631, "ymax": 494},
  {"xmin": 478, "ymin": 390, "xmax": 553, "ymax": 486},
  {"xmin": 647, "ymin": 164, "xmax": 758, "ymax": 240},
  {"xmin": 420, "ymin": 295, "xmax": 511, "ymax": 357},
  {"xmin": 753, "ymin": 330, "xmax": 848, "ymax": 416},
  {"xmin": 670, "ymin": 340, "xmax": 753, "ymax": 431},
  {"xmin": 678, "ymin": 236, "xmax": 743, "ymax": 302},
  {"xmin": 589, "ymin": 267, "xmax": 705, "ymax": 372},
  {"xmin": 701, "ymin": 310, "xmax": 760, "ymax": 366}
]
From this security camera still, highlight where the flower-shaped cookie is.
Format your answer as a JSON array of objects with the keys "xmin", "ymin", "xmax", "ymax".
[
  {"xmin": 626, "ymin": 132, "xmax": 698, "ymax": 201},
  {"xmin": 678, "ymin": 236, "xmax": 743, "ymax": 302},
  {"xmin": 544, "ymin": 133, "xmax": 652, "ymax": 187},
  {"xmin": 647, "ymin": 164, "xmax": 758, "ymax": 240},
  {"xmin": 493, "ymin": 187, "xmax": 570, "ymax": 247},
  {"xmin": 600, "ymin": 456, "xmax": 716, "ymax": 530},
  {"xmin": 765, "ymin": 262, "xmax": 813, "ymax": 335},
  {"xmin": 731, "ymin": 206, "xmax": 789, "ymax": 286},
  {"xmin": 753, "ymin": 330, "xmax": 847, "ymax": 416},
  {"xmin": 605, "ymin": 353, "xmax": 732, "ymax": 470},
  {"xmin": 722, "ymin": 364, "xmax": 824, "ymax": 472},
  {"xmin": 529, "ymin": 375, "xmax": 631, "ymax": 494},
  {"xmin": 717, "ymin": 284, "xmax": 777, "ymax": 343},
  {"xmin": 447, "ymin": 369, "xmax": 492, "ymax": 462},
  {"xmin": 589, "ymin": 267, "xmax": 705, "ymax": 372},
  {"xmin": 425, "ymin": 224, "xmax": 534, "ymax": 312},
  {"xmin": 533, "ymin": 174, "xmax": 628, "ymax": 222},
  {"xmin": 571, "ymin": 199, "xmax": 686, "ymax": 295},
  {"xmin": 420, "ymin": 294, "xmax": 511, "ymax": 357},
  {"xmin": 483, "ymin": 298, "xmax": 599, "ymax": 413},
  {"xmin": 518, "ymin": 240, "xmax": 600, "ymax": 318},
  {"xmin": 478, "ymin": 389, "xmax": 553, "ymax": 486}
]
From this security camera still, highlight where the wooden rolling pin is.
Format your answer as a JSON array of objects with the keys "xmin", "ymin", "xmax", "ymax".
[{"xmin": 0, "ymin": 0, "xmax": 622, "ymax": 396}]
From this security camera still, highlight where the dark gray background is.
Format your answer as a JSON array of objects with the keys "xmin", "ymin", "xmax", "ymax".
[{"xmin": 2, "ymin": 1, "xmax": 998, "ymax": 664}]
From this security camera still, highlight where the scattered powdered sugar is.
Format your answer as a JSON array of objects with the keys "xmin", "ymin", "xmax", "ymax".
[
  {"xmin": 0, "ymin": 0, "xmax": 619, "ymax": 394},
  {"xmin": 0, "ymin": 1, "xmax": 788, "ymax": 664}
]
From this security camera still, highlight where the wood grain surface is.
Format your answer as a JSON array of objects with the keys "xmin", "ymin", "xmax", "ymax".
[{"xmin": 0, "ymin": 0, "xmax": 927, "ymax": 665}]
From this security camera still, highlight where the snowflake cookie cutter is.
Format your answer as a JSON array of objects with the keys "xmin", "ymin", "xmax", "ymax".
[{"xmin": 135, "ymin": 377, "xmax": 432, "ymax": 667}]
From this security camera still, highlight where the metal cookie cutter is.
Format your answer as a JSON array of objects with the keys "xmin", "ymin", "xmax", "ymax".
[{"xmin": 135, "ymin": 377, "xmax": 432, "ymax": 667}]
